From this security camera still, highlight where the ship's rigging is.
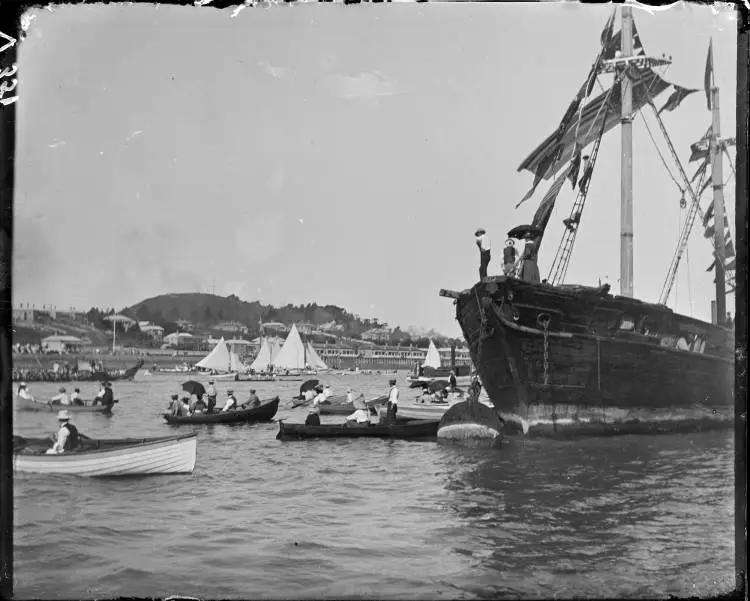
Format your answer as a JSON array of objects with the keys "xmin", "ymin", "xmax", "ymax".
[{"xmin": 513, "ymin": 9, "xmax": 734, "ymax": 320}]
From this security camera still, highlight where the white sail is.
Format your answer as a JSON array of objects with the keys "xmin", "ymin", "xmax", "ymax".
[
  {"xmin": 196, "ymin": 337, "xmax": 231, "ymax": 372},
  {"xmin": 250, "ymin": 338, "xmax": 273, "ymax": 371},
  {"xmin": 230, "ymin": 351, "xmax": 249, "ymax": 373},
  {"xmin": 269, "ymin": 338, "xmax": 282, "ymax": 363},
  {"xmin": 305, "ymin": 342, "xmax": 328, "ymax": 370},
  {"xmin": 422, "ymin": 339, "xmax": 442, "ymax": 369},
  {"xmin": 273, "ymin": 324, "xmax": 309, "ymax": 370}
]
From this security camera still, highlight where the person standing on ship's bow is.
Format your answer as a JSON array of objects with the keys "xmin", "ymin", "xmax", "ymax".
[{"xmin": 475, "ymin": 228, "xmax": 491, "ymax": 280}]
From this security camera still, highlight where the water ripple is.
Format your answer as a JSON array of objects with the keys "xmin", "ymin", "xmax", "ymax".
[{"xmin": 13, "ymin": 375, "xmax": 736, "ymax": 599}]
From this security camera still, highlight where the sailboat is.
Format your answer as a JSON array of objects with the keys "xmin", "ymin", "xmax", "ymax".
[
  {"xmin": 272, "ymin": 324, "xmax": 322, "ymax": 375},
  {"xmin": 440, "ymin": 7, "xmax": 734, "ymax": 438},
  {"xmin": 195, "ymin": 337, "xmax": 240, "ymax": 381},
  {"xmin": 407, "ymin": 339, "xmax": 453, "ymax": 387}
]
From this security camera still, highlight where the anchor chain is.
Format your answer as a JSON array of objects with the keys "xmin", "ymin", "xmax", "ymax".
[{"xmin": 537, "ymin": 313, "xmax": 551, "ymax": 386}]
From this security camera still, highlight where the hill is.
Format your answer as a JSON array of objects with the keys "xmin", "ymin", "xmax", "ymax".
[{"xmin": 125, "ymin": 293, "xmax": 459, "ymax": 346}]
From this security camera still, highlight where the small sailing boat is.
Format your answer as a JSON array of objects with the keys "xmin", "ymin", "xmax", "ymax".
[
  {"xmin": 194, "ymin": 337, "xmax": 242, "ymax": 381},
  {"xmin": 440, "ymin": 7, "xmax": 735, "ymax": 438},
  {"xmin": 272, "ymin": 324, "xmax": 328, "ymax": 376}
]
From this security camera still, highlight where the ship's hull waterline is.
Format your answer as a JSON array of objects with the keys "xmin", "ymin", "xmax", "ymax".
[{"xmin": 446, "ymin": 277, "xmax": 734, "ymax": 438}]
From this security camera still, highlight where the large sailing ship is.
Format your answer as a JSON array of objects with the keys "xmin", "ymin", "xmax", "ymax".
[{"xmin": 440, "ymin": 7, "xmax": 736, "ymax": 437}]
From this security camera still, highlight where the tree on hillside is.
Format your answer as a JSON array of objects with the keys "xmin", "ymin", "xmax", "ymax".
[{"xmin": 135, "ymin": 306, "xmax": 153, "ymax": 322}]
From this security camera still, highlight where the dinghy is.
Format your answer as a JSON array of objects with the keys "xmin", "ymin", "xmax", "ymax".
[
  {"xmin": 163, "ymin": 397, "xmax": 280, "ymax": 425},
  {"xmin": 276, "ymin": 419, "xmax": 440, "ymax": 440},
  {"xmin": 13, "ymin": 433, "xmax": 197, "ymax": 476},
  {"xmin": 14, "ymin": 397, "xmax": 115, "ymax": 414}
]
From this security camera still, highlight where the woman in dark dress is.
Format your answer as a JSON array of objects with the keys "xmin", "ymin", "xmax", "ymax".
[{"xmin": 518, "ymin": 233, "xmax": 541, "ymax": 284}]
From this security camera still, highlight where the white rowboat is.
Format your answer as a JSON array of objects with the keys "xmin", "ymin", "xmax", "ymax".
[{"xmin": 13, "ymin": 433, "xmax": 198, "ymax": 477}]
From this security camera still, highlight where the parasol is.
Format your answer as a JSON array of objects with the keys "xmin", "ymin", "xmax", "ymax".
[
  {"xmin": 507, "ymin": 224, "xmax": 542, "ymax": 239},
  {"xmin": 182, "ymin": 381, "xmax": 206, "ymax": 397},
  {"xmin": 299, "ymin": 379, "xmax": 319, "ymax": 396}
]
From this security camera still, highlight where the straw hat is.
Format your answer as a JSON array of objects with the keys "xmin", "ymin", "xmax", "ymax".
[
  {"xmin": 475, "ymin": 228, "xmax": 486, "ymax": 236},
  {"xmin": 57, "ymin": 410, "xmax": 72, "ymax": 421}
]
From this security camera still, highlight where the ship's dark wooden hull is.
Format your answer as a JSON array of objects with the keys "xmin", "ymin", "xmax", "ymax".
[{"xmin": 449, "ymin": 277, "xmax": 734, "ymax": 438}]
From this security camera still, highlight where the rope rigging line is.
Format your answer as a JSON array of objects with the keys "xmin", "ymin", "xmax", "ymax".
[{"xmin": 638, "ymin": 108, "xmax": 684, "ymax": 191}]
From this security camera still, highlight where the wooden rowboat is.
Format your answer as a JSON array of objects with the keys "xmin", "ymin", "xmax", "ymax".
[
  {"xmin": 13, "ymin": 433, "xmax": 197, "ymax": 476},
  {"xmin": 14, "ymin": 397, "xmax": 115, "ymax": 414},
  {"xmin": 163, "ymin": 397, "xmax": 280, "ymax": 425},
  {"xmin": 276, "ymin": 419, "xmax": 440, "ymax": 440}
]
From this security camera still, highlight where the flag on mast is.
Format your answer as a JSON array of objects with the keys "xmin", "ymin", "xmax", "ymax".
[{"xmin": 704, "ymin": 39, "xmax": 714, "ymax": 110}]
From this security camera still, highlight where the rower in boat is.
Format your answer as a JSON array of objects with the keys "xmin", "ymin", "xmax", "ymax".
[
  {"xmin": 206, "ymin": 380, "xmax": 217, "ymax": 414},
  {"xmin": 241, "ymin": 389, "xmax": 261, "ymax": 409},
  {"xmin": 50, "ymin": 387, "xmax": 71, "ymax": 406},
  {"xmin": 386, "ymin": 379, "xmax": 399, "ymax": 423},
  {"xmin": 16, "ymin": 382, "xmax": 35, "ymax": 403},
  {"xmin": 45, "ymin": 410, "xmax": 80, "ymax": 455},
  {"xmin": 222, "ymin": 390, "xmax": 238, "ymax": 412},
  {"xmin": 305, "ymin": 385, "xmax": 324, "ymax": 426},
  {"xmin": 100, "ymin": 382, "xmax": 115, "ymax": 408}
]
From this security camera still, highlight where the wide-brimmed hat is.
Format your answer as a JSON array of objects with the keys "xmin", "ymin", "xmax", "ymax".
[
  {"xmin": 505, "ymin": 239, "xmax": 515, "ymax": 247},
  {"xmin": 74, "ymin": 388, "xmax": 80, "ymax": 392},
  {"xmin": 475, "ymin": 228, "xmax": 486, "ymax": 236},
  {"xmin": 59, "ymin": 387, "xmax": 66, "ymax": 393},
  {"xmin": 57, "ymin": 410, "xmax": 72, "ymax": 421},
  {"xmin": 389, "ymin": 379, "xmax": 397, "ymax": 385},
  {"xmin": 19, "ymin": 383, "xmax": 26, "ymax": 389},
  {"xmin": 208, "ymin": 379, "xmax": 215, "ymax": 384},
  {"xmin": 250, "ymin": 389, "xmax": 256, "ymax": 393},
  {"xmin": 227, "ymin": 390, "xmax": 234, "ymax": 395},
  {"xmin": 171, "ymin": 394, "xmax": 179, "ymax": 400},
  {"xmin": 314, "ymin": 385, "xmax": 324, "ymax": 392},
  {"xmin": 104, "ymin": 381, "xmax": 112, "ymax": 387}
]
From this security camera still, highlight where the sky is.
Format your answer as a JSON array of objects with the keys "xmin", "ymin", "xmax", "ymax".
[{"xmin": 13, "ymin": 1, "xmax": 738, "ymax": 337}]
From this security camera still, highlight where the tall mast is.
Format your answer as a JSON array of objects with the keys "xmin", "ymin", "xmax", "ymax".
[
  {"xmin": 709, "ymin": 42, "xmax": 727, "ymax": 324},
  {"xmin": 620, "ymin": 6, "xmax": 634, "ymax": 298}
]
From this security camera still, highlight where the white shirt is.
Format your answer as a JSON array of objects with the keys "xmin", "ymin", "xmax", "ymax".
[
  {"xmin": 323, "ymin": 387, "xmax": 333, "ymax": 400},
  {"xmin": 96, "ymin": 388, "xmax": 105, "ymax": 398},
  {"xmin": 52, "ymin": 392, "xmax": 71, "ymax": 405},
  {"xmin": 346, "ymin": 409, "xmax": 370, "ymax": 424},
  {"xmin": 18, "ymin": 387, "xmax": 32, "ymax": 400},
  {"xmin": 388, "ymin": 386, "xmax": 399, "ymax": 405},
  {"xmin": 48, "ymin": 424, "xmax": 70, "ymax": 454},
  {"xmin": 346, "ymin": 392, "xmax": 354, "ymax": 404},
  {"xmin": 71, "ymin": 391, "xmax": 80, "ymax": 402},
  {"xmin": 207, "ymin": 385, "xmax": 217, "ymax": 398},
  {"xmin": 310, "ymin": 393, "xmax": 323, "ymax": 415},
  {"xmin": 477, "ymin": 234, "xmax": 491, "ymax": 252},
  {"xmin": 304, "ymin": 389, "xmax": 315, "ymax": 402},
  {"xmin": 222, "ymin": 396, "xmax": 237, "ymax": 412}
]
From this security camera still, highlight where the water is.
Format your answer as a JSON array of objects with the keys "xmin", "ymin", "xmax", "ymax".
[{"xmin": 13, "ymin": 372, "xmax": 736, "ymax": 599}]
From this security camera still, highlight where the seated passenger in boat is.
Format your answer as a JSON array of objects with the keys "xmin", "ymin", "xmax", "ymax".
[
  {"xmin": 431, "ymin": 389, "xmax": 450, "ymax": 404},
  {"xmin": 70, "ymin": 388, "xmax": 85, "ymax": 406},
  {"xmin": 192, "ymin": 395, "xmax": 208, "ymax": 414},
  {"xmin": 45, "ymin": 410, "xmax": 80, "ymax": 454},
  {"xmin": 222, "ymin": 390, "xmax": 238, "ymax": 412},
  {"xmin": 345, "ymin": 408, "xmax": 371, "ymax": 426},
  {"xmin": 303, "ymin": 387, "xmax": 316, "ymax": 403},
  {"xmin": 419, "ymin": 389, "xmax": 433, "ymax": 404},
  {"xmin": 99, "ymin": 382, "xmax": 115, "ymax": 407},
  {"xmin": 346, "ymin": 388, "xmax": 354, "ymax": 405},
  {"xmin": 50, "ymin": 387, "xmax": 71, "ymax": 405},
  {"xmin": 92, "ymin": 383, "xmax": 105, "ymax": 404},
  {"xmin": 16, "ymin": 382, "xmax": 35, "ymax": 402},
  {"xmin": 168, "ymin": 394, "xmax": 185, "ymax": 417},
  {"xmin": 323, "ymin": 385, "xmax": 333, "ymax": 401},
  {"xmin": 242, "ymin": 389, "xmax": 261, "ymax": 409},
  {"xmin": 305, "ymin": 385, "xmax": 324, "ymax": 426}
]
